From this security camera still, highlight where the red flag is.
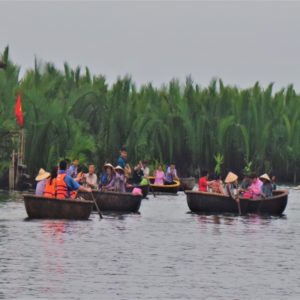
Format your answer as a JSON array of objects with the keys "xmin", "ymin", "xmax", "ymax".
[{"xmin": 15, "ymin": 94, "xmax": 24, "ymax": 127}]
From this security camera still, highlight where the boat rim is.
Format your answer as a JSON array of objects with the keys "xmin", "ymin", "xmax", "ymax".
[
  {"xmin": 185, "ymin": 189, "xmax": 289, "ymax": 201},
  {"xmin": 148, "ymin": 176, "xmax": 180, "ymax": 188},
  {"xmin": 23, "ymin": 193, "xmax": 94, "ymax": 204}
]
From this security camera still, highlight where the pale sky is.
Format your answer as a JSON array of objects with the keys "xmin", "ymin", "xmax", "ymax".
[{"xmin": 0, "ymin": 1, "xmax": 299, "ymax": 90}]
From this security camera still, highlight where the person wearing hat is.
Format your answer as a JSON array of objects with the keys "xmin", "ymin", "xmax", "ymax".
[
  {"xmin": 260, "ymin": 173, "xmax": 273, "ymax": 198},
  {"xmin": 99, "ymin": 163, "xmax": 116, "ymax": 191},
  {"xmin": 35, "ymin": 168, "xmax": 51, "ymax": 196},
  {"xmin": 114, "ymin": 165, "xmax": 126, "ymax": 192},
  {"xmin": 224, "ymin": 171, "xmax": 239, "ymax": 199}
]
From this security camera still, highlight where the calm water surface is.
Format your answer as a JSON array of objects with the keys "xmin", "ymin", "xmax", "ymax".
[{"xmin": 0, "ymin": 189, "xmax": 299, "ymax": 299}]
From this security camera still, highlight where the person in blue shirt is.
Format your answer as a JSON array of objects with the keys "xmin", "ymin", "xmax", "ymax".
[
  {"xmin": 116, "ymin": 147, "xmax": 131, "ymax": 178},
  {"xmin": 57, "ymin": 160, "xmax": 91, "ymax": 198},
  {"xmin": 67, "ymin": 158, "xmax": 79, "ymax": 178},
  {"xmin": 117, "ymin": 148, "xmax": 127, "ymax": 168}
]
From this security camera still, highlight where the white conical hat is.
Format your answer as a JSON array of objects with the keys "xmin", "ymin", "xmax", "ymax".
[
  {"xmin": 35, "ymin": 168, "xmax": 50, "ymax": 181},
  {"xmin": 225, "ymin": 171, "xmax": 238, "ymax": 183},
  {"xmin": 104, "ymin": 163, "xmax": 114, "ymax": 169},
  {"xmin": 115, "ymin": 165, "xmax": 124, "ymax": 172},
  {"xmin": 259, "ymin": 173, "xmax": 271, "ymax": 182}
]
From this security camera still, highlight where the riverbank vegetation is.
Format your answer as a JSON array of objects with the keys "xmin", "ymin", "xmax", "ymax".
[{"xmin": 0, "ymin": 47, "xmax": 299, "ymax": 185}]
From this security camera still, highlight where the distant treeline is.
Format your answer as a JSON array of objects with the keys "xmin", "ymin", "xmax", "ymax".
[{"xmin": 0, "ymin": 46, "xmax": 299, "ymax": 186}]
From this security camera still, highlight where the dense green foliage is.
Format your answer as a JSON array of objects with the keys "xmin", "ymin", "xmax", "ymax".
[{"xmin": 1, "ymin": 47, "xmax": 299, "ymax": 184}]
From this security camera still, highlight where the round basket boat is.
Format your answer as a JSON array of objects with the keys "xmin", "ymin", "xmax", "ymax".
[
  {"xmin": 148, "ymin": 176, "xmax": 180, "ymax": 194},
  {"xmin": 23, "ymin": 194, "xmax": 93, "ymax": 220},
  {"xmin": 185, "ymin": 189, "xmax": 288, "ymax": 215}
]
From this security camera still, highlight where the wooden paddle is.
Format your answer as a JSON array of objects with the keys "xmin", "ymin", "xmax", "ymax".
[
  {"xmin": 236, "ymin": 196, "xmax": 242, "ymax": 215},
  {"xmin": 149, "ymin": 184, "xmax": 156, "ymax": 198},
  {"xmin": 90, "ymin": 191, "xmax": 103, "ymax": 219}
]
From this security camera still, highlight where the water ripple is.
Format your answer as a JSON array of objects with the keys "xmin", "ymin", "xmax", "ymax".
[{"xmin": 0, "ymin": 189, "xmax": 299, "ymax": 299}]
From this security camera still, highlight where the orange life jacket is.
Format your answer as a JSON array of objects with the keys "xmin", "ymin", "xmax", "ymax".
[
  {"xmin": 70, "ymin": 190, "xmax": 77, "ymax": 199},
  {"xmin": 56, "ymin": 173, "xmax": 69, "ymax": 199},
  {"xmin": 43, "ymin": 178, "xmax": 56, "ymax": 198}
]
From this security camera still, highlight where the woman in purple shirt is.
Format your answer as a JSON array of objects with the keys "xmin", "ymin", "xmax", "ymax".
[
  {"xmin": 114, "ymin": 166, "xmax": 126, "ymax": 192},
  {"xmin": 35, "ymin": 168, "xmax": 51, "ymax": 196}
]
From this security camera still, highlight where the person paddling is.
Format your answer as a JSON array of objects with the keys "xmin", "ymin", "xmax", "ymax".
[
  {"xmin": 224, "ymin": 171, "xmax": 241, "ymax": 214},
  {"xmin": 224, "ymin": 172, "xmax": 239, "ymax": 199},
  {"xmin": 84, "ymin": 164, "xmax": 98, "ymax": 190},
  {"xmin": 56, "ymin": 160, "xmax": 91, "ymax": 199}
]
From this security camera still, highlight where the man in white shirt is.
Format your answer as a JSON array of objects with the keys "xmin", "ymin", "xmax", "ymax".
[
  {"xmin": 84, "ymin": 164, "xmax": 98, "ymax": 190},
  {"xmin": 141, "ymin": 160, "xmax": 150, "ymax": 178}
]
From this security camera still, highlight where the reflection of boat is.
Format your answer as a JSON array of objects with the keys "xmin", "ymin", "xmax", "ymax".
[
  {"xmin": 78, "ymin": 191, "xmax": 142, "ymax": 213},
  {"xmin": 185, "ymin": 190, "xmax": 288, "ymax": 215},
  {"xmin": 148, "ymin": 176, "xmax": 180, "ymax": 194},
  {"xmin": 180, "ymin": 177, "xmax": 196, "ymax": 191},
  {"xmin": 126, "ymin": 184, "xmax": 149, "ymax": 198},
  {"xmin": 23, "ymin": 194, "xmax": 93, "ymax": 220}
]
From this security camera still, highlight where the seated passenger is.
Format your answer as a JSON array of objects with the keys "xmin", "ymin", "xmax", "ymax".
[
  {"xmin": 260, "ymin": 173, "xmax": 273, "ymax": 198},
  {"xmin": 114, "ymin": 166, "xmax": 126, "ymax": 192},
  {"xmin": 165, "ymin": 163, "xmax": 179, "ymax": 184},
  {"xmin": 43, "ymin": 166, "xmax": 58, "ymax": 198},
  {"xmin": 198, "ymin": 170, "xmax": 215, "ymax": 192},
  {"xmin": 84, "ymin": 164, "xmax": 98, "ymax": 190},
  {"xmin": 141, "ymin": 160, "xmax": 150, "ymax": 178},
  {"xmin": 99, "ymin": 163, "xmax": 116, "ymax": 191},
  {"xmin": 154, "ymin": 164, "xmax": 165, "ymax": 185},
  {"xmin": 243, "ymin": 173, "xmax": 263, "ymax": 199},
  {"xmin": 132, "ymin": 162, "xmax": 144, "ymax": 185},
  {"xmin": 56, "ymin": 160, "xmax": 91, "ymax": 199},
  {"xmin": 224, "ymin": 172, "xmax": 239, "ymax": 199},
  {"xmin": 240, "ymin": 174, "xmax": 251, "ymax": 190},
  {"xmin": 67, "ymin": 158, "xmax": 79, "ymax": 178},
  {"xmin": 211, "ymin": 174, "xmax": 226, "ymax": 195},
  {"xmin": 35, "ymin": 168, "xmax": 51, "ymax": 196}
]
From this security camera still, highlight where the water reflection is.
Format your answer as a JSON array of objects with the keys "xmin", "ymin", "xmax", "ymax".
[
  {"xmin": 40, "ymin": 221, "xmax": 71, "ymax": 296},
  {"xmin": 195, "ymin": 214, "xmax": 237, "ymax": 226}
]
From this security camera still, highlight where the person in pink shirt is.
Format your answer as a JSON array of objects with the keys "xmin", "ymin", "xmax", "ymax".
[
  {"xmin": 243, "ymin": 173, "xmax": 263, "ymax": 199},
  {"xmin": 154, "ymin": 164, "xmax": 165, "ymax": 185}
]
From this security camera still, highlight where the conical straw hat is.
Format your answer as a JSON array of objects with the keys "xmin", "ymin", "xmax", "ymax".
[
  {"xmin": 259, "ymin": 173, "xmax": 271, "ymax": 182},
  {"xmin": 225, "ymin": 172, "xmax": 238, "ymax": 184},
  {"xmin": 104, "ymin": 163, "xmax": 114, "ymax": 169},
  {"xmin": 35, "ymin": 168, "xmax": 50, "ymax": 181},
  {"xmin": 115, "ymin": 165, "xmax": 124, "ymax": 172}
]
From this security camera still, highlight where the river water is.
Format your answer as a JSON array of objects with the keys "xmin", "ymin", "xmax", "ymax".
[{"xmin": 0, "ymin": 188, "xmax": 299, "ymax": 300}]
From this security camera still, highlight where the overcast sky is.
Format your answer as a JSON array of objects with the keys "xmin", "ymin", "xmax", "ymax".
[{"xmin": 0, "ymin": 1, "xmax": 299, "ymax": 90}]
